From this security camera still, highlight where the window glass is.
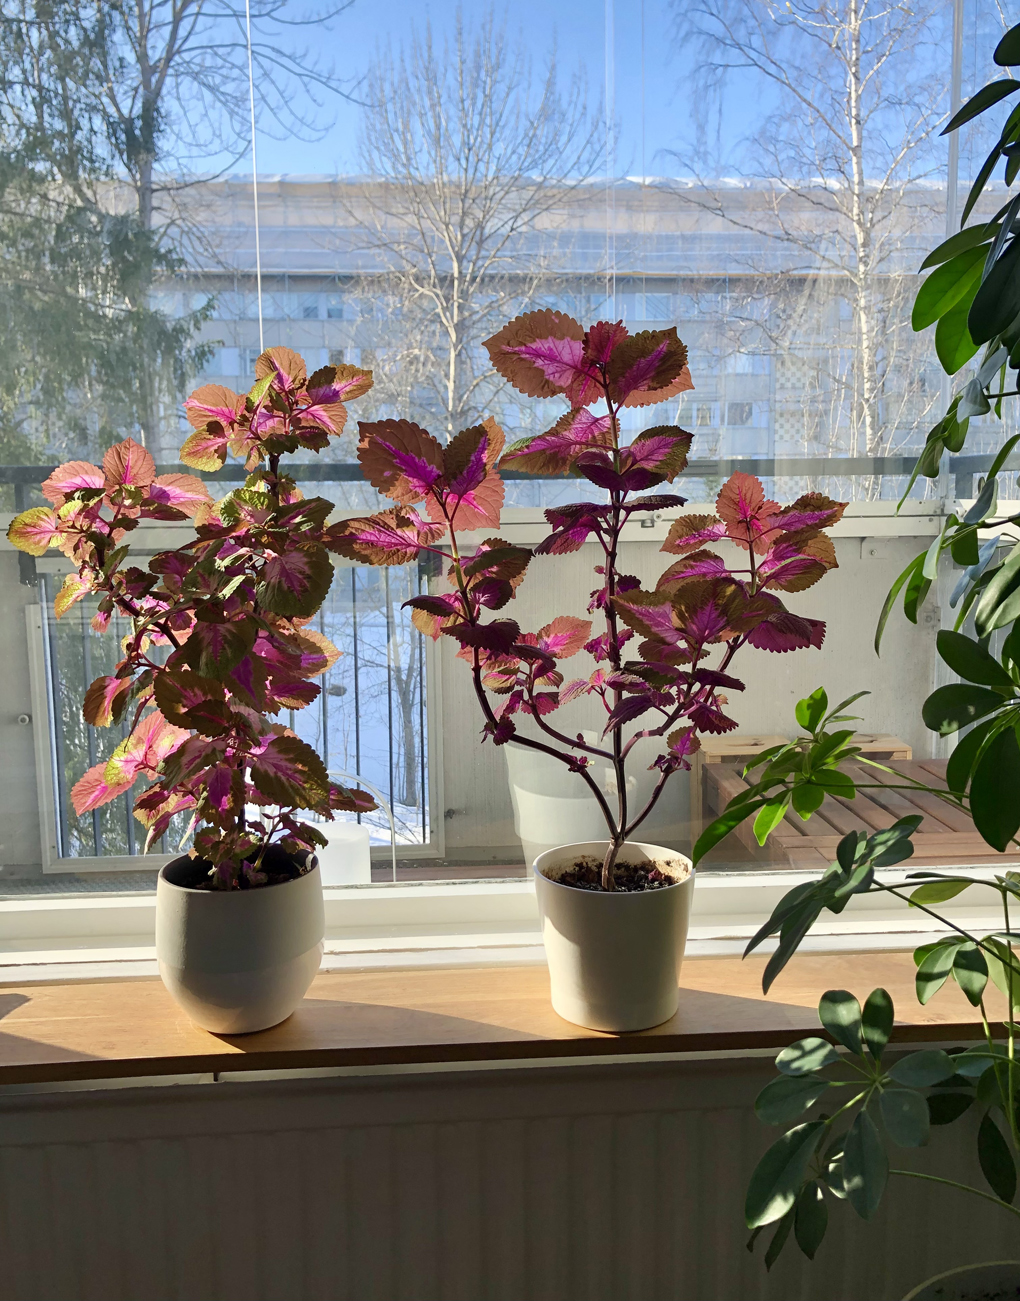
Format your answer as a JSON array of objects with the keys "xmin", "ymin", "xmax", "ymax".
[{"xmin": 0, "ymin": 0, "xmax": 1013, "ymax": 897}]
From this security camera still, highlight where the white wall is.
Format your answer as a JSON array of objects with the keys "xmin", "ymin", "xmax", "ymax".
[{"xmin": 439, "ymin": 529, "xmax": 939, "ymax": 860}]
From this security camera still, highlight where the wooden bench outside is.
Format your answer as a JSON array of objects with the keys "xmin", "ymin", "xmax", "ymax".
[{"xmin": 702, "ymin": 754, "xmax": 1020, "ymax": 869}]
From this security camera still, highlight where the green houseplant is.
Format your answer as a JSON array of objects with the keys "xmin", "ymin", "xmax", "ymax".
[
  {"xmin": 690, "ymin": 20, "xmax": 1020, "ymax": 1285},
  {"xmin": 7, "ymin": 345, "xmax": 377, "ymax": 1031},
  {"xmin": 331, "ymin": 309, "xmax": 845, "ymax": 1030}
]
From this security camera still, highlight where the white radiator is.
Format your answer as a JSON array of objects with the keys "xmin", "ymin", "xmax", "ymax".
[{"xmin": 0, "ymin": 1056, "xmax": 1012, "ymax": 1301}]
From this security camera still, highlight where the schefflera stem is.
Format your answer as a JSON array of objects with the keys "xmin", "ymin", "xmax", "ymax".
[{"xmin": 331, "ymin": 310, "xmax": 846, "ymax": 889}]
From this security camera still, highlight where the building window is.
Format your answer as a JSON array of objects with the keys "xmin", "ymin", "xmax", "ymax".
[
  {"xmin": 329, "ymin": 348, "xmax": 345, "ymax": 366},
  {"xmin": 726, "ymin": 401, "xmax": 753, "ymax": 426}
]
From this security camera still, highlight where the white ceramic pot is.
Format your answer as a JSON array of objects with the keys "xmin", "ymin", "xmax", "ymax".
[
  {"xmin": 156, "ymin": 849, "xmax": 325, "ymax": 1034},
  {"xmin": 533, "ymin": 840, "xmax": 695, "ymax": 1032},
  {"xmin": 902, "ymin": 1261, "xmax": 1020, "ymax": 1300}
]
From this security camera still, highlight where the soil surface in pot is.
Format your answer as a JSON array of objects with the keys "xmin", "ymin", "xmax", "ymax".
[
  {"xmin": 550, "ymin": 856, "xmax": 688, "ymax": 893},
  {"xmin": 164, "ymin": 844, "xmax": 316, "ymax": 891}
]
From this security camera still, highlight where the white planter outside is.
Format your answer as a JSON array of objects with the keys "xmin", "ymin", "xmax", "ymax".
[
  {"xmin": 902, "ymin": 1261, "xmax": 1020, "ymax": 1300},
  {"xmin": 533, "ymin": 839, "xmax": 695, "ymax": 1032},
  {"xmin": 316, "ymin": 820, "xmax": 372, "ymax": 886},
  {"xmin": 156, "ymin": 851, "xmax": 325, "ymax": 1034},
  {"xmin": 505, "ymin": 740, "xmax": 687, "ymax": 865}
]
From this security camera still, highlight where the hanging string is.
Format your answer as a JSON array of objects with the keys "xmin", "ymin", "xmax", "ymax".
[
  {"xmin": 640, "ymin": 0, "xmax": 646, "ymax": 317},
  {"xmin": 604, "ymin": 0, "xmax": 615, "ymax": 315},
  {"xmin": 244, "ymin": 0, "xmax": 264, "ymax": 352}
]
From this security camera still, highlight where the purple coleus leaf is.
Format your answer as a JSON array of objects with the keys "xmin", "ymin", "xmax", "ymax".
[
  {"xmin": 326, "ymin": 509, "xmax": 445, "ymax": 565},
  {"xmin": 560, "ymin": 678, "xmax": 591, "ymax": 704},
  {"xmin": 657, "ymin": 552, "xmax": 728, "ymax": 592},
  {"xmin": 500, "ymin": 409, "xmax": 613, "ymax": 475},
  {"xmin": 626, "ymin": 494, "xmax": 688, "ymax": 513},
  {"xmin": 536, "ymin": 503, "xmax": 609, "ymax": 555},
  {"xmin": 250, "ymin": 735, "xmax": 331, "ymax": 808},
  {"xmin": 358, "ymin": 419, "xmax": 445, "ymax": 504},
  {"xmin": 661, "ymin": 514, "xmax": 728, "ymax": 555},
  {"xmin": 602, "ymin": 690, "xmax": 671, "ymax": 736},
  {"xmin": 405, "ymin": 593, "xmax": 463, "ymax": 619},
  {"xmin": 744, "ymin": 606, "xmax": 827, "ymax": 652},
  {"xmin": 617, "ymin": 429, "xmax": 693, "ymax": 486},
  {"xmin": 690, "ymin": 668, "xmax": 745, "ymax": 691},
  {"xmin": 448, "ymin": 619, "xmax": 521, "ymax": 655},
  {"xmin": 612, "ymin": 590, "xmax": 684, "ymax": 647},
  {"xmin": 688, "ymin": 698, "xmax": 738, "ymax": 734},
  {"xmin": 256, "ymin": 544, "xmax": 333, "ymax": 618},
  {"xmin": 526, "ymin": 615, "xmax": 592, "ymax": 659},
  {"xmin": 183, "ymin": 384, "xmax": 243, "ymax": 430},
  {"xmin": 772, "ymin": 493, "xmax": 847, "ymax": 535},
  {"xmin": 483, "ymin": 714, "xmax": 517, "ymax": 745}
]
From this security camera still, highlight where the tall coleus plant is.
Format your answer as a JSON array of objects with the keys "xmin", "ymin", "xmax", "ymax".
[
  {"xmin": 7, "ymin": 347, "xmax": 376, "ymax": 888},
  {"xmin": 332, "ymin": 310, "xmax": 846, "ymax": 888}
]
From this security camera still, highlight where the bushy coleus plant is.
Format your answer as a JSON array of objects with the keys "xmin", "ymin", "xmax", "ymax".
[
  {"xmin": 331, "ymin": 309, "xmax": 846, "ymax": 888},
  {"xmin": 7, "ymin": 346, "xmax": 376, "ymax": 888}
]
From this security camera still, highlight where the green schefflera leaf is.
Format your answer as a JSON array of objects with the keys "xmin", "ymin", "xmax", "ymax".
[
  {"xmin": 970, "ymin": 726, "xmax": 1020, "ymax": 852},
  {"xmin": 793, "ymin": 1182, "xmax": 828, "ymax": 1260},
  {"xmin": 879, "ymin": 1088, "xmax": 930, "ymax": 1148},
  {"xmin": 776, "ymin": 1038, "xmax": 841, "ymax": 1077},
  {"xmin": 842, "ymin": 1110, "xmax": 888, "ymax": 1220},
  {"xmin": 818, "ymin": 989, "xmax": 863, "ymax": 1055},
  {"xmin": 914, "ymin": 941, "xmax": 962, "ymax": 1004},
  {"xmin": 886, "ymin": 1049, "xmax": 957, "ymax": 1088},
  {"xmin": 862, "ymin": 988, "xmax": 894, "ymax": 1061},
  {"xmin": 921, "ymin": 684, "xmax": 1006, "ymax": 736},
  {"xmin": 952, "ymin": 942, "xmax": 990, "ymax": 1007},
  {"xmin": 979, "ymin": 1112, "xmax": 1017, "ymax": 1203},
  {"xmin": 755, "ymin": 1075, "xmax": 832, "ymax": 1126},
  {"xmin": 927, "ymin": 1089, "xmax": 975, "ymax": 1125},
  {"xmin": 745, "ymin": 1121, "xmax": 826, "ymax": 1229}
]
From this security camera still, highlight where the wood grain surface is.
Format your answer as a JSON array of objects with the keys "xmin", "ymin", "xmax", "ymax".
[
  {"xmin": 703, "ymin": 758, "xmax": 1020, "ymax": 869},
  {"xmin": 0, "ymin": 951, "xmax": 995, "ymax": 1086}
]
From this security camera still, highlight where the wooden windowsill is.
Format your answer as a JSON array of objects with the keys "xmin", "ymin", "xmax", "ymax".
[{"xmin": 0, "ymin": 951, "xmax": 993, "ymax": 1088}]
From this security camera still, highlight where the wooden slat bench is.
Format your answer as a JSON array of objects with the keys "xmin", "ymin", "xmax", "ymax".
[{"xmin": 702, "ymin": 755, "xmax": 1020, "ymax": 869}]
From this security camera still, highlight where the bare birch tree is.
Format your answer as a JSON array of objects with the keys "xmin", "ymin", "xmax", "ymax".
[
  {"xmin": 350, "ymin": 10, "xmax": 602, "ymax": 441},
  {"xmin": 1, "ymin": 0, "xmax": 356, "ymax": 459},
  {"xmin": 670, "ymin": 0, "xmax": 947, "ymax": 470}
]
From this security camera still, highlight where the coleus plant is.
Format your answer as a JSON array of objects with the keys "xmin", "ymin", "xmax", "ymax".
[
  {"xmin": 331, "ymin": 309, "xmax": 846, "ymax": 888},
  {"xmin": 7, "ymin": 347, "xmax": 377, "ymax": 888}
]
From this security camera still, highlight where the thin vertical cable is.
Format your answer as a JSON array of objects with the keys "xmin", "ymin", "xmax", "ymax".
[
  {"xmin": 946, "ymin": 0, "xmax": 964, "ymax": 240},
  {"xmin": 939, "ymin": 0, "xmax": 965, "ymax": 509},
  {"xmin": 640, "ymin": 0, "xmax": 646, "ymax": 316},
  {"xmin": 604, "ymin": 0, "xmax": 615, "ymax": 314},
  {"xmin": 244, "ymin": 0, "xmax": 264, "ymax": 351}
]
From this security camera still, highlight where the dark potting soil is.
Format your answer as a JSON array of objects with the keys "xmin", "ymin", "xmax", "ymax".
[
  {"xmin": 163, "ymin": 845, "xmax": 316, "ymax": 891},
  {"xmin": 552, "ymin": 855, "xmax": 683, "ymax": 893}
]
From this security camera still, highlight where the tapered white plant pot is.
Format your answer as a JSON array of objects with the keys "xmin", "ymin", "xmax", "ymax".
[
  {"xmin": 533, "ymin": 840, "xmax": 695, "ymax": 1033},
  {"xmin": 156, "ymin": 850, "xmax": 325, "ymax": 1034}
]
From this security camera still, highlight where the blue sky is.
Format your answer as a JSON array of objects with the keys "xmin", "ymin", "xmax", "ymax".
[{"xmin": 248, "ymin": 0, "xmax": 688, "ymax": 177}]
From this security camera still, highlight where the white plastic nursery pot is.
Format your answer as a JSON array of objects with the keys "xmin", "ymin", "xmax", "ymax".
[
  {"xmin": 902, "ymin": 1261, "xmax": 1020, "ymax": 1300},
  {"xmin": 156, "ymin": 848, "xmax": 325, "ymax": 1034},
  {"xmin": 533, "ymin": 840, "xmax": 695, "ymax": 1033}
]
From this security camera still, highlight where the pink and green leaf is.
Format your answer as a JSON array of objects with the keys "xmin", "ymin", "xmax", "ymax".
[
  {"xmin": 41, "ymin": 461, "xmax": 104, "ymax": 505},
  {"xmin": 7, "ymin": 507, "xmax": 61, "ymax": 556}
]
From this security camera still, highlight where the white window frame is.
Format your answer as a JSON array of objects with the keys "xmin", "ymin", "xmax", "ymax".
[
  {"xmin": 23, "ymin": 519, "xmax": 445, "ymax": 873},
  {"xmin": 4, "ymin": 497, "xmax": 990, "ymax": 976}
]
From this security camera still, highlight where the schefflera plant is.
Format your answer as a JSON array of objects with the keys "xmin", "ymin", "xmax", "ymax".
[
  {"xmin": 332, "ymin": 310, "xmax": 846, "ymax": 888},
  {"xmin": 8, "ymin": 347, "xmax": 376, "ymax": 887}
]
